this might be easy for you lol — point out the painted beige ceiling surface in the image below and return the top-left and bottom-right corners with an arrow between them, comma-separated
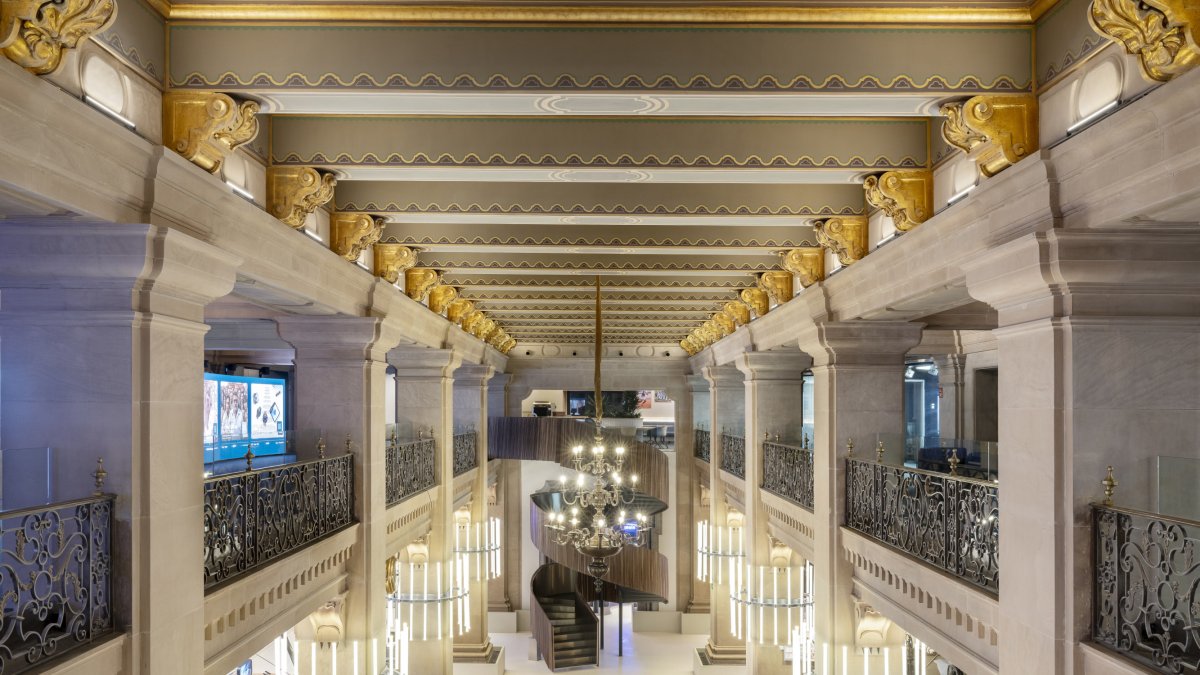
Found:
153,2 -> 1062,346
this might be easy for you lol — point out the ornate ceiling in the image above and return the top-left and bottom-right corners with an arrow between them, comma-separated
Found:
146,0 -> 1071,347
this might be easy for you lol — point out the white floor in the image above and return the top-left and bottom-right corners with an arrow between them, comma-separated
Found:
492,604 -> 709,674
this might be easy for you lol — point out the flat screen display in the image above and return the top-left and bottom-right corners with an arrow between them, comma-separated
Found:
203,373 -> 287,464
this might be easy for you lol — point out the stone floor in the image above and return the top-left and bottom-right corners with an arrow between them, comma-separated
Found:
490,605 -> 710,674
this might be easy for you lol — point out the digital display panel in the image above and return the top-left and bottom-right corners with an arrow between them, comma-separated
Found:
203,373 -> 287,464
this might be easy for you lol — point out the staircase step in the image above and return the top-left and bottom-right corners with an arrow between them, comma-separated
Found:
555,656 -> 598,668
554,645 -> 598,659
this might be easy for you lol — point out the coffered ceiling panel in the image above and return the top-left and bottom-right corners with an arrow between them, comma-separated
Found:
170,24 -> 1032,93
270,116 -> 927,169
336,181 -> 864,215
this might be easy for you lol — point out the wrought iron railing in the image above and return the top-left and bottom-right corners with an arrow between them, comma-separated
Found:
1094,504 -> 1200,673
694,429 -> 711,463
762,440 -> 814,510
386,437 -> 436,507
845,458 -> 999,594
203,453 -> 354,589
720,433 -> 746,479
453,432 -> 478,477
0,494 -> 114,674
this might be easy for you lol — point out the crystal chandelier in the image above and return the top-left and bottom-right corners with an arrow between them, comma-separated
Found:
544,275 -> 650,581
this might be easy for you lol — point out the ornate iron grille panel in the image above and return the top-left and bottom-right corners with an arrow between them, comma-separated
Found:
204,454 -> 354,590
453,432 -> 478,477
720,434 -> 746,479
0,495 -> 114,674
1094,505 -> 1200,674
386,438 -> 437,507
694,429 -> 711,463
762,441 -> 814,511
845,458 -> 999,594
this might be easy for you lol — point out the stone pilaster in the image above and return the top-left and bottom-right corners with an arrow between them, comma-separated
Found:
703,364 -> 747,664
963,229 -> 1200,675
0,221 -> 240,675
685,373 -> 713,615
735,350 -> 813,675
276,315 -> 402,675
452,363 -> 498,663
387,346 -> 463,674
797,320 -> 924,675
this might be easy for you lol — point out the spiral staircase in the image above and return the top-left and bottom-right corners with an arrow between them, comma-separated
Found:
489,416 -> 671,671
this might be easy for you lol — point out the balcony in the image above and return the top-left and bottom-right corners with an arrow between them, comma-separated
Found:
385,435 -> 437,507
693,429 -> 710,463
1093,504 -> 1200,674
0,494 -> 115,674
453,431 -> 478,477
762,439 -> 814,511
845,457 -> 999,594
203,453 -> 355,590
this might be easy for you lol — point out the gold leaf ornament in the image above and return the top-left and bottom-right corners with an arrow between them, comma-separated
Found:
162,92 -> 260,174
404,267 -> 440,301
940,95 -> 1038,177
267,167 -> 336,229
1,0 -> 117,75
712,312 -> 737,335
374,244 -> 417,284
330,212 -> 383,262
758,270 -> 794,305
863,170 -> 932,232
781,247 -> 825,288
446,298 -> 476,325
722,300 -> 752,325
813,216 -> 868,265
740,287 -> 770,318
427,284 -> 459,314
1088,0 -> 1199,82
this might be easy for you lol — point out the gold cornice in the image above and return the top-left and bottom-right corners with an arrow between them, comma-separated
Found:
162,4 -> 1042,25
330,211 -> 383,261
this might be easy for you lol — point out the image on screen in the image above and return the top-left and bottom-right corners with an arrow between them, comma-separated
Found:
250,381 -> 286,439
219,381 -> 249,441
203,379 -> 218,445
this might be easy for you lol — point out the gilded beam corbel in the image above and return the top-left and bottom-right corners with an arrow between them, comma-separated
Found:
488,329 -> 509,349
1089,0 -> 1199,81
781,247 -> 825,288
712,312 -> 737,336
428,284 -> 459,315
758,270 -> 794,305
0,0 -> 116,75
473,318 -> 498,341
864,170 -> 933,231
162,91 -> 260,174
940,94 -> 1038,177
695,324 -> 719,346
722,300 -> 751,326
404,267 -> 440,302
330,212 -> 383,262
680,336 -> 701,355
446,298 -> 475,325
498,337 -> 517,354
461,310 -> 486,334
267,166 -> 336,229
374,243 -> 417,284
814,216 -> 868,265
705,318 -> 730,339
740,287 -> 770,318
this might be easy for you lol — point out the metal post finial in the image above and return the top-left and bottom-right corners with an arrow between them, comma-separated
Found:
764,431 -> 770,441
245,447 -> 255,472
92,457 -> 108,495
774,432 -> 781,442
947,448 -> 960,476
876,440 -> 885,463
317,435 -> 327,459
847,437 -> 854,457
345,434 -> 353,455
1102,465 -> 1118,506
803,432 -> 809,450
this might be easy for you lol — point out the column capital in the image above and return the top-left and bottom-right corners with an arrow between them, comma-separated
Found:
963,229 -> 1200,327
276,315 -> 399,362
797,320 -> 924,367
687,372 -> 709,393
387,345 -> 462,378
454,362 -> 496,387
701,363 -> 742,388
733,349 -> 813,380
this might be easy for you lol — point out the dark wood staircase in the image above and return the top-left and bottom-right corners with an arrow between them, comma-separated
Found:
532,563 -> 599,670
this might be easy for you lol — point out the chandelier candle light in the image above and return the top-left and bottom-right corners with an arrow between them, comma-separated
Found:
545,275 -> 651,589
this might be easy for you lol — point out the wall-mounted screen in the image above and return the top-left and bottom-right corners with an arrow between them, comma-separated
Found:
203,373 -> 287,464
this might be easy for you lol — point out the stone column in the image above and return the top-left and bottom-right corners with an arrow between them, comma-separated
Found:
0,221 -> 239,675
666,378 -> 696,613
485,373 -> 517,612
797,321 -> 923,675
703,364 -> 747,664
388,346 -> 463,674
963,229 -> 1200,675
932,352 -> 966,442
736,350 -> 813,674
452,363 -> 498,662
276,315 -> 401,674
685,373 -> 713,614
